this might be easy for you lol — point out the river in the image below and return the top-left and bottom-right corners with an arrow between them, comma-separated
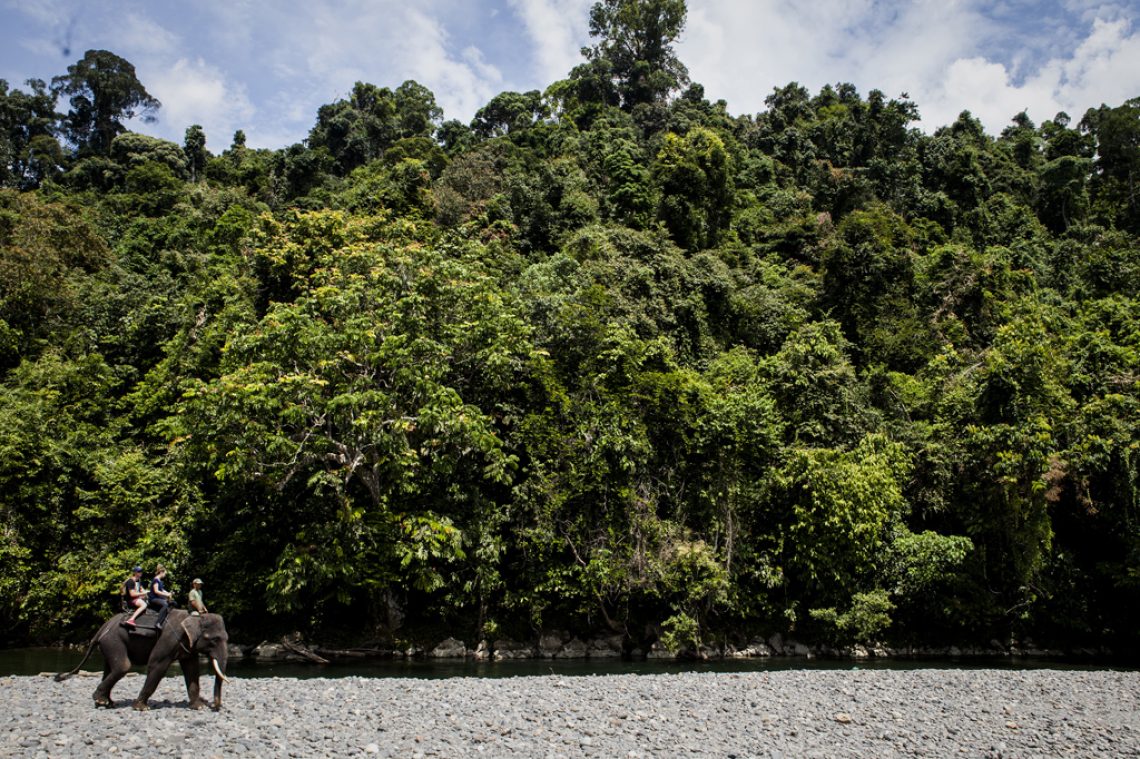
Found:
2,646 -> 1131,679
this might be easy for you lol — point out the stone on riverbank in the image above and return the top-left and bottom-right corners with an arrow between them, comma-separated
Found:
6,668 -> 1138,758
588,634 -> 624,658
492,638 -> 536,660
429,637 -> 467,658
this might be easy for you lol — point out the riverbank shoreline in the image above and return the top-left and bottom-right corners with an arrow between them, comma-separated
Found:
21,624 -> 1133,666
4,669 -> 1138,757
234,629 -> 1130,667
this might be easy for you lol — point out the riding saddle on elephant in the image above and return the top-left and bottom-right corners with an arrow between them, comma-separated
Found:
119,607 -> 165,638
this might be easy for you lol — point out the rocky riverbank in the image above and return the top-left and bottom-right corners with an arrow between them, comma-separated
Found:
241,630 -> 1105,664
3,668 -> 1137,757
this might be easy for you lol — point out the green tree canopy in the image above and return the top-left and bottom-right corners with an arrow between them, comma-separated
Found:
51,50 -> 160,156
582,0 -> 689,109
0,79 -> 62,189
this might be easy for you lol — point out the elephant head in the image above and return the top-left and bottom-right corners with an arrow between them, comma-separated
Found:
182,613 -> 230,709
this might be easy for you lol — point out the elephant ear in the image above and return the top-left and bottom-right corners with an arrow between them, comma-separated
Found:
180,615 -> 203,650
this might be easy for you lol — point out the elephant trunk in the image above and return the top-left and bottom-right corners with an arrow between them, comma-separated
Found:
211,655 -> 227,709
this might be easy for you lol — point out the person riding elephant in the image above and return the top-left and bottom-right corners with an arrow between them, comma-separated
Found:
56,607 -> 229,710
187,577 -> 207,615
147,564 -> 174,628
121,566 -> 147,627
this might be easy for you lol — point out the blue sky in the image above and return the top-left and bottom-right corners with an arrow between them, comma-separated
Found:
2,0 -> 1138,151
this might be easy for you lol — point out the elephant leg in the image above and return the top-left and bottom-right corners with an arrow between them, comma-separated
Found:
134,622 -> 189,710
94,655 -> 131,708
182,656 -> 206,710
132,664 -> 166,710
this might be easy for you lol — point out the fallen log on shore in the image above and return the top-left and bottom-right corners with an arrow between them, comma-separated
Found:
280,636 -> 329,664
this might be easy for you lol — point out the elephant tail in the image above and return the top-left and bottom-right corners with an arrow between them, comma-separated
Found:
54,645 -> 93,681
55,616 -> 115,681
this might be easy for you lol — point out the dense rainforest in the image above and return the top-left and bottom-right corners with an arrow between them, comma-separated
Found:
1,0 -> 1137,655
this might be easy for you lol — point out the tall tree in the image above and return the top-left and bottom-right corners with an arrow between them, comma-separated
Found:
653,126 -> 733,250
582,0 -> 689,109
51,50 -> 160,156
0,79 -> 62,189
471,90 -> 548,138
184,124 -> 207,182
309,80 -> 441,176
1082,98 -> 1140,231
393,80 -> 443,139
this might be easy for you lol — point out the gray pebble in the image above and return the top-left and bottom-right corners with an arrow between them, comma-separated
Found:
2,670 -> 1139,757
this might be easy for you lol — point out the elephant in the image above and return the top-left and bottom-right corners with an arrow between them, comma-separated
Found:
56,609 -> 229,710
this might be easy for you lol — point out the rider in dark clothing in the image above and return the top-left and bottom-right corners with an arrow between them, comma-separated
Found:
148,565 -> 174,629
121,566 -> 147,626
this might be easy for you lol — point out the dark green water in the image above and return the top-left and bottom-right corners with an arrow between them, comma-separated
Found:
4,647 -> 1131,679
1,647 -> 107,677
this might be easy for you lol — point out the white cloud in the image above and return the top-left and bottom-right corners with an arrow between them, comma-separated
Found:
142,58 -> 255,149
195,0 -> 260,52
113,13 -> 179,58
1062,16 -> 1140,105
392,7 -> 504,120
507,0 -> 593,85
678,0 -> 1140,133
251,1 -> 504,129
680,0 -> 992,121
938,57 -> 1036,127
4,0 -> 71,28
18,37 -> 61,60
5,0 -> 1138,148
1062,1 -> 1131,24
917,15 -> 1140,130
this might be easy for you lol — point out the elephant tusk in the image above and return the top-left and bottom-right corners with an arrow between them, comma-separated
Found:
211,658 -> 230,683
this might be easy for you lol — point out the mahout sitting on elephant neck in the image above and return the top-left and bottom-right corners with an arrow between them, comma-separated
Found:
188,578 -> 207,615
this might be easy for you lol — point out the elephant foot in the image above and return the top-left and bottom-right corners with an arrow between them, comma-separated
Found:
131,700 -> 150,711
189,699 -> 207,711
